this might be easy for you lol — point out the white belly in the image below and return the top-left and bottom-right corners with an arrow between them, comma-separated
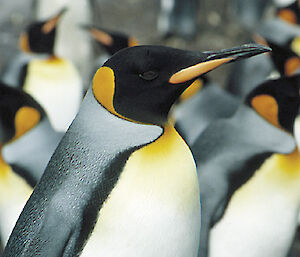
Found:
81,125 -> 201,257
209,153 -> 300,257
24,58 -> 82,132
0,165 -> 32,244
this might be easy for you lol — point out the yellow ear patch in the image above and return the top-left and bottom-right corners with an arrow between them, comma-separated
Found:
285,57 -> 300,76
93,67 -> 118,115
278,9 -> 297,24
169,58 -> 232,84
14,107 -> 40,140
128,37 -> 139,47
251,94 -> 280,128
291,37 -> 300,56
179,79 -> 203,102
0,146 -> 11,179
19,33 -> 31,53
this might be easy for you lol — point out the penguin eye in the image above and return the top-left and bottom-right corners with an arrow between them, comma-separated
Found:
139,70 -> 159,81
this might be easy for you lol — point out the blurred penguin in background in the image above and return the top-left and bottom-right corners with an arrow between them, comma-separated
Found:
33,0 -> 93,87
209,74 -> 300,257
0,81 -> 59,249
276,0 -> 300,24
19,8 -> 83,132
230,0 -> 272,30
158,0 -> 199,39
81,24 -> 139,78
226,18 -> 300,99
195,75 -> 300,257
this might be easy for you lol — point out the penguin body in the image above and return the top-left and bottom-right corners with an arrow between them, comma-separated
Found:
19,8 -> 83,132
205,74 -> 300,257
0,82 -> 51,244
2,117 -> 63,186
22,57 -> 82,131
209,150 -> 300,257
194,103 -> 296,257
0,52 -> 35,88
3,44 -> 270,256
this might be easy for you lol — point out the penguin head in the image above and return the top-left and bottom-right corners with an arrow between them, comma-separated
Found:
277,0 -> 300,24
0,82 -> 46,144
82,25 -> 138,56
93,44 -> 271,126
246,74 -> 300,133
19,7 -> 67,55
268,40 -> 300,76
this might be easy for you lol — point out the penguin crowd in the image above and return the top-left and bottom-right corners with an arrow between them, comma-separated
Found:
1,0 -> 300,257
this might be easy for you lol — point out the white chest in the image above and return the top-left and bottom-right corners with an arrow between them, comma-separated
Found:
81,126 -> 201,257
24,58 -> 82,132
209,152 -> 300,257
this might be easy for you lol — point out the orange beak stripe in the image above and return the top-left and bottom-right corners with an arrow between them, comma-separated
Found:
90,28 -> 114,46
169,57 -> 233,84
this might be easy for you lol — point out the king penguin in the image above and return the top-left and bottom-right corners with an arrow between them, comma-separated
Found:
206,74 -> 300,257
226,18 -> 300,99
80,24 -> 139,77
3,43 -> 269,257
193,75 -> 298,257
0,81 -> 50,246
19,8 -> 83,132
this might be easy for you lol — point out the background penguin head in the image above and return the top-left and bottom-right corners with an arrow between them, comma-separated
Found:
93,44 -> 270,126
267,39 -> 300,76
245,74 -> 300,133
0,82 -> 46,145
19,7 -> 67,55
81,25 -> 138,56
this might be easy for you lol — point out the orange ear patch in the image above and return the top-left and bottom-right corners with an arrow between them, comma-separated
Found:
128,37 -> 139,47
14,107 -> 40,140
285,57 -> 300,76
19,33 -> 31,53
251,94 -> 280,128
278,9 -> 297,24
0,146 -> 10,179
90,28 -> 113,46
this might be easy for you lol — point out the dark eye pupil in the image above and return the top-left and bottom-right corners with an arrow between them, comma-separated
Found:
139,70 -> 158,81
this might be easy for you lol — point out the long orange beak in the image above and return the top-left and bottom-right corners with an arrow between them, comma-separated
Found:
169,44 -> 271,84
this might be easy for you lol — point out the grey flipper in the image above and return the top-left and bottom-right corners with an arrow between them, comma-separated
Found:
226,53 -> 274,99
2,118 -> 63,187
3,89 -> 163,257
194,105 -> 296,257
174,83 -> 240,145
0,52 -> 36,87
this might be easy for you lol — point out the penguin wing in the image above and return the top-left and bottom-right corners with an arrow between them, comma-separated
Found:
3,90 -> 163,257
195,105 -> 296,257
2,119 -> 63,187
